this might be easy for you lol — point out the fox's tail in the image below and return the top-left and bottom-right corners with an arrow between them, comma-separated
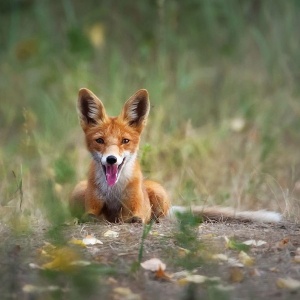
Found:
168,206 -> 282,223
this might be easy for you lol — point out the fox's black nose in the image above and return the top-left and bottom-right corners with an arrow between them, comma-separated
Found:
106,155 -> 117,165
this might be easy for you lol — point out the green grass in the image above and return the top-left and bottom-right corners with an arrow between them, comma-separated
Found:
1,0 -> 300,227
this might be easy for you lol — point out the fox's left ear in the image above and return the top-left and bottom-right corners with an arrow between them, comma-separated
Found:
121,89 -> 150,132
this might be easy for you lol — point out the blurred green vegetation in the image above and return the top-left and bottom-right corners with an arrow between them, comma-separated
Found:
1,0 -> 300,225
1,1 -> 300,299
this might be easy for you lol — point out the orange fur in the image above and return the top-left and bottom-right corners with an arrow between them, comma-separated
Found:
70,88 -> 170,223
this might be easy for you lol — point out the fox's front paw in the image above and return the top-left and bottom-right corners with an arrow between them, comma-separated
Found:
81,213 -> 101,223
124,216 -> 143,224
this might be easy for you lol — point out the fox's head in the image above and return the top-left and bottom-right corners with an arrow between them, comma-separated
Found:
77,88 -> 150,187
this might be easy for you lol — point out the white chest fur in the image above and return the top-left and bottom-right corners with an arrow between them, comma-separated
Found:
93,152 -> 137,211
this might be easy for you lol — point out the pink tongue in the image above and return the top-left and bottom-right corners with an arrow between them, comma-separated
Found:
106,165 -> 118,186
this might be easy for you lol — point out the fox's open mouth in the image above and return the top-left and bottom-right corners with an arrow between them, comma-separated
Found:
102,158 -> 125,186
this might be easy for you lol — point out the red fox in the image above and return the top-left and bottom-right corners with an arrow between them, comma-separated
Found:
70,88 -> 282,224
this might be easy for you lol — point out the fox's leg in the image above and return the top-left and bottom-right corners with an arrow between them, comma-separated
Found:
144,180 -> 171,220
119,184 -> 152,223
84,186 -> 105,219
70,180 -> 104,220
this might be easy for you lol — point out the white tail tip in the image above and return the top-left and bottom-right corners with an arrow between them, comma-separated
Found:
236,210 -> 282,223
168,206 -> 282,223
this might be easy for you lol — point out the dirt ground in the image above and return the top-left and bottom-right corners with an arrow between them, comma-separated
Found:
0,218 -> 300,300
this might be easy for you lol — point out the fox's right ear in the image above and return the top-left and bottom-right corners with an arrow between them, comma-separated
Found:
77,88 -> 107,128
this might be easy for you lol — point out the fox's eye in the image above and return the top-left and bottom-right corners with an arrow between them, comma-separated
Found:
122,138 -> 130,144
95,138 -> 104,144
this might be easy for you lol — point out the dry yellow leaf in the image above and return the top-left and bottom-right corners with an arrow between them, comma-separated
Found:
276,277 -> 300,290
294,255 -> 300,263
42,247 -> 79,271
70,260 -> 91,267
23,284 -> 60,293
211,253 -> 228,261
103,230 -> 119,238
37,242 -> 56,257
177,246 -> 190,257
113,287 -> 141,300
239,251 -> 255,267
150,230 -> 159,236
68,237 -> 86,247
229,267 -> 244,283
114,287 -> 132,295
178,274 -> 207,285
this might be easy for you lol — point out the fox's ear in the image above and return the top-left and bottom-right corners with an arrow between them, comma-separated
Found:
121,89 -> 150,131
77,88 -> 107,128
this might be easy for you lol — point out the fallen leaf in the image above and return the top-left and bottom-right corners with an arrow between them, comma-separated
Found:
243,240 -> 267,247
23,284 -> 60,293
172,267 -> 221,285
276,237 -> 290,249
107,277 -> 118,285
140,258 -> 166,272
224,236 -> 250,252
155,266 -> 172,281
294,248 -> 300,262
28,263 -> 43,270
82,234 -> 103,245
211,253 -> 228,261
42,247 -> 79,271
227,258 -> 244,267
178,274 -> 208,285
239,251 -> 255,267
70,260 -> 91,267
103,230 -> 119,238
171,270 -> 193,280
150,230 -> 165,236
113,287 -> 141,300
68,237 -> 86,247
177,246 -> 190,256
249,268 -> 262,277
276,277 -> 300,290
294,255 -> 300,263
114,287 -> 131,295
37,242 -> 56,257
229,267 -> 244,283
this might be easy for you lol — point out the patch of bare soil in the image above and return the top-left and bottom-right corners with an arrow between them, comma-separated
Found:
0,219 -> 299,300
